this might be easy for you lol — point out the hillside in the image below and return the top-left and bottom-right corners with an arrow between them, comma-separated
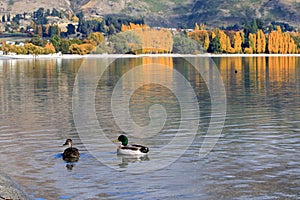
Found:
0,0 -> 300,28
189,0 -> 300,28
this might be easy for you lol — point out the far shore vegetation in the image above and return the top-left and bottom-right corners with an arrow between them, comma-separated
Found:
1,8 -> 300,55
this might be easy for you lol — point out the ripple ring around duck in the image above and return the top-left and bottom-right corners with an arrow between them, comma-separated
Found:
72,37 -> 226,173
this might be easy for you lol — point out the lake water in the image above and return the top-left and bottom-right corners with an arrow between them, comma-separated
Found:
0,56 -> 299,199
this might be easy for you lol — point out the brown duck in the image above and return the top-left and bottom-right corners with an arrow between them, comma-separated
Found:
62,139 -> 80,162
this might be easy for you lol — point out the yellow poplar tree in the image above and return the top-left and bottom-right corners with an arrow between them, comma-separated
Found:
233,31 -> 243,53
188,30 -> 210,50
226,37 -> 235,53
195,23 -> 200,31
268,26 -> 280,53
218,30 -> 228,52
248,33 -> 257,53
256,29 -> 266,53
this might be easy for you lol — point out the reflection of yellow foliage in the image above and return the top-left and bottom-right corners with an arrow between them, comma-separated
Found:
142,57 -> 173,68
268,56 -> 297,83
218,56 -> 299,93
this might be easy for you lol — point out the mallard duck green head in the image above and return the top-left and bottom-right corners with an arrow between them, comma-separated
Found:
113,135 -> 128,146
63,139 -> 73,148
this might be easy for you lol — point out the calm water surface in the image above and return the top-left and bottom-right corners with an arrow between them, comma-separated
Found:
0,56 -> 299,199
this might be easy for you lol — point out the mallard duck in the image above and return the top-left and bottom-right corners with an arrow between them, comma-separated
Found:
113,135 -> 149,155
62,139 -> 80,162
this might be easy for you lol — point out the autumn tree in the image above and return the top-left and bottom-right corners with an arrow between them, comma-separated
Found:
121,22 -> 149,31
135,28 -> 173,53
248,33 -> 257,53
69,43 -> 96,55
24,43 -> 44,55
87,32 -> 105,46
188,30 -> 210,50
44,42 -> 56,54
214,29 -> 234,53
267,26 -> 296,54
119,25 -> 173,54
233,31 -> 243,53
256,29 -> 266,53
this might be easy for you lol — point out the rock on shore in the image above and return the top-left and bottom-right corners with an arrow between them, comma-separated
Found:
0,172 -> 32,200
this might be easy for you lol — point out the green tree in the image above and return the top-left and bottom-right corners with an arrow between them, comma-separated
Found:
87,32 -> 105,46
108,24 -> 116,35
110,31 -> 142,54
49,25 -> 60,37
29,35 -> 47,47
208,35 -> 221,53
251,19 -> 258,34
50,35 -> 61,52
59,40 -> 69,54
173,34 -> 203,54
67,24 -> 76,35
51,8 -> 60,17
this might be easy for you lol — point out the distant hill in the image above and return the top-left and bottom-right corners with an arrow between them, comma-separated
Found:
1,0 -> 300,28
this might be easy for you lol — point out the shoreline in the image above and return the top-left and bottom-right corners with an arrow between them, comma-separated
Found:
1,53 -> 300,60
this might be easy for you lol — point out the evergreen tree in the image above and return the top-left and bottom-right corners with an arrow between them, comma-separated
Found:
67,24 -> 76,35
51,8 -> 60,17
50,35 -> 61,52
60,39 -> 70,54
108,24 -> 116,35
251,19 -> 258,34
208,36 -> 221,53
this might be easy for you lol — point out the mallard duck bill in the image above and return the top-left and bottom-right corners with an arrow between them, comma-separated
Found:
113,139 -> 120,143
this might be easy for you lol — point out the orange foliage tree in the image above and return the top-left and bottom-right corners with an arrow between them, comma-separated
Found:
216,29 -> 234,53
121,22 -> 149,31
233,31 -> 243,53
256,29 -> 266,53
44,42 -> 56,54
69,43 -> 96,55
121,23 -> 173,54
268,26 -> 297,54
188,29 -> 210,50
